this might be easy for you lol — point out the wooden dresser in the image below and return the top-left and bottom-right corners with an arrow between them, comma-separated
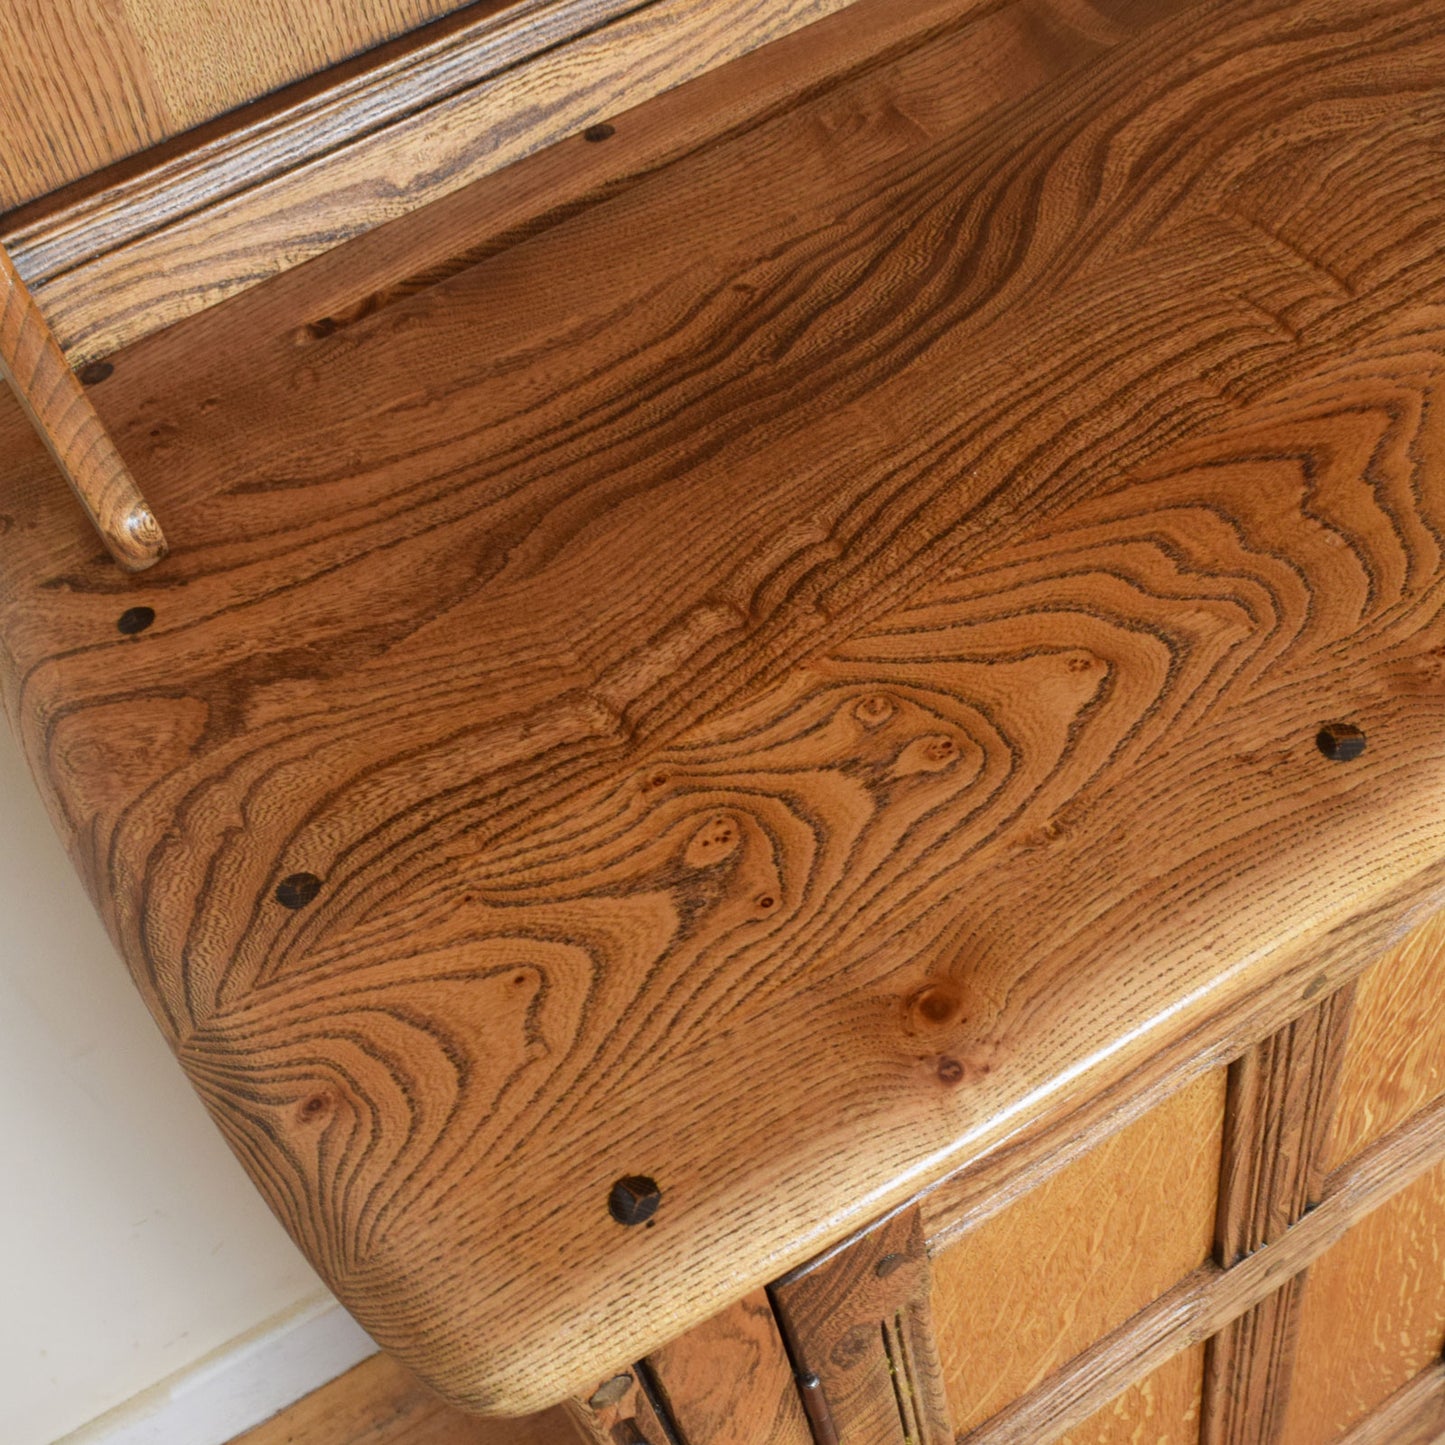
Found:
4,2 -> 1445,1442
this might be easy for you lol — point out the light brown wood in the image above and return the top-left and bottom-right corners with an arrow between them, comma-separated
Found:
1328,908 -> 1445,1171
0,0 -> 475,210
771,1206 -> 952,1445
1335,1363 -> 1445,1445
646,1291 -> 813,1445
1201,1281 -> 1307,1445
0,242 -> 165,569
1281,1160 -> 1445,1445
9,0 -> 1445,1417
1213,987 -> 1357,1268
1201,987 -> 1356,1445
231,1352 -> 581,1445
4,0 -> 907,366
960,1092 -> 1445,1445
932,1071 -> 1224,1434
1058,1347 -> 1205,1445
565,1369 -> 674,1445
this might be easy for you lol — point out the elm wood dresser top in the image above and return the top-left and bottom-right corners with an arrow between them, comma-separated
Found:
5,0 -> 1445,1418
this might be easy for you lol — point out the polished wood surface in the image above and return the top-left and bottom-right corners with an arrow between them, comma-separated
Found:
232,1353 -> 579,1445
0,0 -> 472,210
0,242 -> 165,569
1281,1159 -> 1445,1445
958,1092 -> 1445,1445
8,0 -> 1445,1417
1336,1364 -> 1445,1445
934,1072 -> 1223,1434
6,0 -> 888,366
1059,1348 -> 1204,1445
1328,909 -> 1445,1171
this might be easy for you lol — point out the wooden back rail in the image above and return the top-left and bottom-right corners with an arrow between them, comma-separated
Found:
0,242 -> 165,570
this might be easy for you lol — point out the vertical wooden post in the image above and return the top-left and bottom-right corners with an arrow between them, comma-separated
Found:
567,1365 -> 678,1445
646,1289 -> 814,1445
1202,983 -> 1357,1444
771,1206 -> 953,1445
0,242 -> 167,571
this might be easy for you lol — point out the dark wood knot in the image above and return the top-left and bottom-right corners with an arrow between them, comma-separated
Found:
275,872 -> 323,909
1316,721 -> 1366,762
116,605 -> 155,636
608,1175 -> 662,1226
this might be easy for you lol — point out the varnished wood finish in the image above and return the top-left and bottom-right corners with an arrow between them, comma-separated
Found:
1281,1160 -> 1445,1445
565,1375 -> 675,1445
1328,909 -> 1445,1171
566,1370 -> 676,1445
1201,1281 -> 1307,1445
1335,1363 -> 1445,1445
959,1093 -> 1445,1445
1059,1347 -> 1205,1445
771,1207 -> 952,1445
0,0 -> 474,210
1201,988 -> 1356,1445
932,1071 -> 1223,1434
10,0 -> 1445,1416
1213,988 -> 1357,1269
646,1291 -> 812,1445
4,0 -> 898,366
232,1352 -> 581,1445
0,243 -> 165,569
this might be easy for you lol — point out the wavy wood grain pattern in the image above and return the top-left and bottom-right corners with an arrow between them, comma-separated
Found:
0,0 -> 473,210
1328,909 -> 1445,1170
1058,1347 -> 1204,1445
1280,1160 -> 1445,1444
0,243 -> 166,569
933,1072 -> 1223,1434
7,0 -> 1445,1417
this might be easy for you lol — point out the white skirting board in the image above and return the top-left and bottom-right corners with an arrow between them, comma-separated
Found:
56,1295 -> 378,1445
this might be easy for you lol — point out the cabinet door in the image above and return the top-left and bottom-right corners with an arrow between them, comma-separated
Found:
770,1070 -> 1227,1445
765,947 -> 1445,1445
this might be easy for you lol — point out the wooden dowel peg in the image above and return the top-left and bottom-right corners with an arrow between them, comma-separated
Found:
0,243 -> 167,572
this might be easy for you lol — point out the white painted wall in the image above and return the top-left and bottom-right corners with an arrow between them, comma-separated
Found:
0,719 -> 365,1445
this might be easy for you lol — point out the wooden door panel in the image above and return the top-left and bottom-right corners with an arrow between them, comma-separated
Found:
932,1071 -> 1225,1435
1059,1345 -> 1205,1445
1280,1159 -> 1445,1445
1327,909 -> 1445,1172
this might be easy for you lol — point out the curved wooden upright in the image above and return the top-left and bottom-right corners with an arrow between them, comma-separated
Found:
0,243 -> 166,571
6,0 -> 1445,1436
